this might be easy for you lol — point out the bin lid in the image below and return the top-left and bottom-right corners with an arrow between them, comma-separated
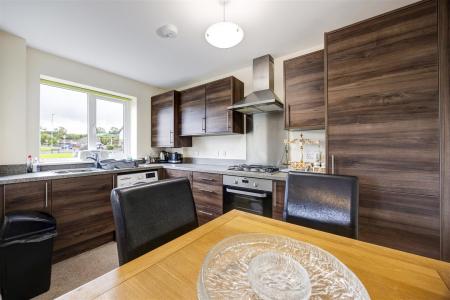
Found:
0,211 -> 56,243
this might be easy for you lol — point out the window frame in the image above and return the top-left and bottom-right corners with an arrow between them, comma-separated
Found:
90,94 -> 131,156
39,81 -> 132,162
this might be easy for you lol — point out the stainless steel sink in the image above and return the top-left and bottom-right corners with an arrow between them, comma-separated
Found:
52,168 -> 102,174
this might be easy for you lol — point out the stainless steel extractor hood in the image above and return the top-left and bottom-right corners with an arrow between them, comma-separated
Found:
228,54 -> 283,114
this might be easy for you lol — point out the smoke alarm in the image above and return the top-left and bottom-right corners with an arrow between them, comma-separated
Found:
156,24 -> 178,39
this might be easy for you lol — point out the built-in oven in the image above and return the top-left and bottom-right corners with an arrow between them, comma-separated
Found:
223,175 -> 272,217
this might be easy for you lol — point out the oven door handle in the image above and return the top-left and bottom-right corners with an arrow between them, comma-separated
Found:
225,188 -> 267,198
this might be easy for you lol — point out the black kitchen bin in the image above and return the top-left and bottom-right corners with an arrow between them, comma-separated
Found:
0,211 -> 57,300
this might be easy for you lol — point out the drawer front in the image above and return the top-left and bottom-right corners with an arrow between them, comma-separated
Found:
193,171 -> 222,184
192,172 -> 223,211
196,204 -> 221,225
164,169 -> 193,186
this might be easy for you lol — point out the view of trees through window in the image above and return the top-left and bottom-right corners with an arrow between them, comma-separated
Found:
40,84 -> 126,161
96,99 -> 124,152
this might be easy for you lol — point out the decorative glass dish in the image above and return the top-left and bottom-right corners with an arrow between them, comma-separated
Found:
197,233 -> 370,300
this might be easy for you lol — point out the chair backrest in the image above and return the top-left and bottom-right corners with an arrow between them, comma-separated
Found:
111,178 -> 198,265
284,172 -> 358,238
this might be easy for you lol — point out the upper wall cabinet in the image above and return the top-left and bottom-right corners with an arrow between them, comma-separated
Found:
284,50 -> 325,130
151,90 -> 192,148
180,85 -> 206,136
180,76 -> 245,136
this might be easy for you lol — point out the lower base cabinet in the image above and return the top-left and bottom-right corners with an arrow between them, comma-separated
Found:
2,181 -> 51,215
272,181 -> 286,221
51,174 -> 115,262
192,172 -> 223,225
164,169 -> 224,225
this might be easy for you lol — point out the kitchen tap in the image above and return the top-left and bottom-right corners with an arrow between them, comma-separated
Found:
87,153 -> 102,169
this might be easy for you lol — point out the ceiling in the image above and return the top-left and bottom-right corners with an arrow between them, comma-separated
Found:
0,0 -> 417,89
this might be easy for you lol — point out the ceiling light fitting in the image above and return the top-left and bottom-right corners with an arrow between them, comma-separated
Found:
205,0 -> 244,49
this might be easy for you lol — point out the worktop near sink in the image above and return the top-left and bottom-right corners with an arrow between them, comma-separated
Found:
0,163 -> 287,185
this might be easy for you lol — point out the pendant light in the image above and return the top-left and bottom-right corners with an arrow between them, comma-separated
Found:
205,0 -> 244,49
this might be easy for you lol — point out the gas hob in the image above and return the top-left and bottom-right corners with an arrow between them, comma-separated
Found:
227,164 -> 279,174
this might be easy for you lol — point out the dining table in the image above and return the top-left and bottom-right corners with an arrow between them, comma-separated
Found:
58,209 -> 450,299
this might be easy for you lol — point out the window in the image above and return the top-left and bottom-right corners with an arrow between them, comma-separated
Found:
39,79 -> 130,161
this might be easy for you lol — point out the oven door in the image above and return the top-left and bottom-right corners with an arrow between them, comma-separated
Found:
223,186 -> 272,217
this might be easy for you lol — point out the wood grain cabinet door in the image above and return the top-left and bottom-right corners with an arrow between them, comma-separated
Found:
151,91 -> 175,147
180,85 -> 206,136
51,174 -> 114,257
326,0 -> 440,258
284,50 -> 325,130
272,181 -> 286,221
3,181 -> 50,214
164,169 -> 193,187
151,91 -> 177,147
205,77 -> 244,134
192,172 -> 223,225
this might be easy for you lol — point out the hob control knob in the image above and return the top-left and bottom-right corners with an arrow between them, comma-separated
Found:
253,182 -> 258,187
234,179 -> 238,184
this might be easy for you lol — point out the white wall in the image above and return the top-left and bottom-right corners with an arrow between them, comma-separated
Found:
0,31 -> 27,164
27,48 -> 163,160
173,45 -> 325,162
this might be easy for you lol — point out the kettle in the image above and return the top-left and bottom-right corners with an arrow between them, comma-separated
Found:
159,151 -> 168,162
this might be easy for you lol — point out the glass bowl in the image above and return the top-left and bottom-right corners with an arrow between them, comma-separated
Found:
248,252 -> 311,300
197,233 -> 370,300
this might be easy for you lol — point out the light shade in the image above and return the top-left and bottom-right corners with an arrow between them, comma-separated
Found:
205,21 -> 244,49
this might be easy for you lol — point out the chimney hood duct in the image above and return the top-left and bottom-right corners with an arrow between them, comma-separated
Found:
228,54 -> 284,114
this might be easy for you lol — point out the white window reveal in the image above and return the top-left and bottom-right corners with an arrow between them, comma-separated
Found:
39,78 -> 131,162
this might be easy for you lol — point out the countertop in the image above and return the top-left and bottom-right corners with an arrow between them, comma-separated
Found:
0,163 -> 287,185
141,163 -> 288,181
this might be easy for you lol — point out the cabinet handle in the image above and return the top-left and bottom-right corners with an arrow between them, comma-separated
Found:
112,176 -> 115,188
199,178 -> 215,182
169,131 -> 174,143
197,210 -> 213,216
287,105 -> 291,127
331,155 -> 335,175
202,118 -> 206,132
45,182 -> 48,208
197,188 -> 214,193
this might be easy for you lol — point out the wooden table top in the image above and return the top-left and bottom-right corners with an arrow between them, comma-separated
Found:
58,210 -> 450,300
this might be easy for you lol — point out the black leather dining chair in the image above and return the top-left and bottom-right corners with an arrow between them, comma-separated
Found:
284,172 -> 358,238
111,178 -> 198,265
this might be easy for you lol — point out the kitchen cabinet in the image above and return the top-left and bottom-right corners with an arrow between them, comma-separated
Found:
284,50 -> 325,130
180,85 -> 206,136
192,172 -> 223,225
3,181 -> 51,214
326,0 -> 440,258
51,174 -> 115,261
272,181 -> 285,221
151,90 -> 192,148
163,168 -> 193,187
180,76 -> 244,136
205,77 -> 244,134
